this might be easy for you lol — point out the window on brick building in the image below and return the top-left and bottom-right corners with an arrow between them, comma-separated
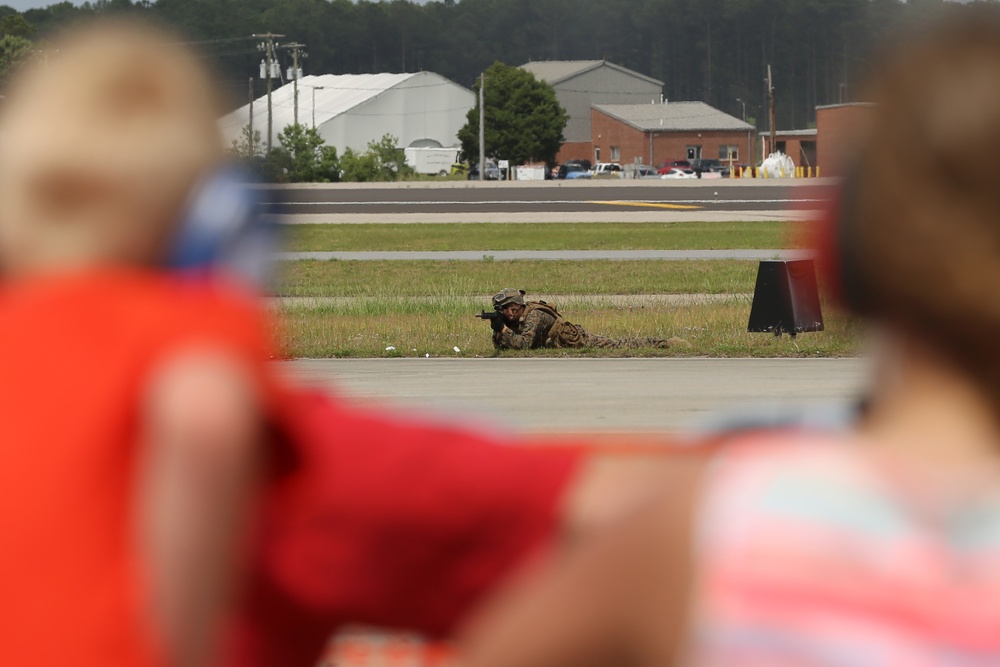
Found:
719,145 -> 739,161
610,146 -> 621,161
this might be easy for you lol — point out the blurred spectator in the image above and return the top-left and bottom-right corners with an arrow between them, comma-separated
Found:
0,17 -> 674,667
459,9 -> 1000,667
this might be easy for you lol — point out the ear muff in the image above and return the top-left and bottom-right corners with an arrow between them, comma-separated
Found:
816,166 -> 869,315
166,165 -> 280,291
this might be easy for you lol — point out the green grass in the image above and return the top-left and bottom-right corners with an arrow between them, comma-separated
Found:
277,259 -> 760,297
283,221 -> 810,252
272,220 -> 856,358
277,296 -> 863,359
274,258 -> 862,358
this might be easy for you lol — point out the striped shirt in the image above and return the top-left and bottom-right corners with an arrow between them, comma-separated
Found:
687,433 -> 1000,667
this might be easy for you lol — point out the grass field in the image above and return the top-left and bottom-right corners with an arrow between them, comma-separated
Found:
273,221 -> 861,359
284,221 -> 811,252
278,295 -> 862,359
277,259 -> 758,297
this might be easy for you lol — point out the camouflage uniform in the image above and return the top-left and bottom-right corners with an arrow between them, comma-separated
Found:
490,289 -> 683,351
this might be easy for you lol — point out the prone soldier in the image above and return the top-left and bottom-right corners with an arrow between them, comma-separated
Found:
481,288 -> 689,351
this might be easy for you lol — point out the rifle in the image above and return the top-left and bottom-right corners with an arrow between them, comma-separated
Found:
476,308 -> 505,332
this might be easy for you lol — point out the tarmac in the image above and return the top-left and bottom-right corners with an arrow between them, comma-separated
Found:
277,210 -> 817,224
281,357 -> 872,436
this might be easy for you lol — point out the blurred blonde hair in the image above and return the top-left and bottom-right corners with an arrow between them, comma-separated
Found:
850,7 -> 1000,399
0,17 -> 225,276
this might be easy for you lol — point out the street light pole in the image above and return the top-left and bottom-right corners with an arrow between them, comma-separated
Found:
737,97 -> 749,170
478,72 -> 485,182
311,85 -> 325,129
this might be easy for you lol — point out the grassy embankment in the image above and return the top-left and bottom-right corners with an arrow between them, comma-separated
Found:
276,221 -> 864,358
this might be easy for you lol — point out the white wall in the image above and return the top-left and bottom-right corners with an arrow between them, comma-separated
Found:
317,72 -> 473,154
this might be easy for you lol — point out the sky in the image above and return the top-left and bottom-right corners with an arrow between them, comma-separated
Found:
5,0 -> 81,10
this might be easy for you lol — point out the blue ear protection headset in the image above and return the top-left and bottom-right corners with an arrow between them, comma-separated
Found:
166,165 -> 279,291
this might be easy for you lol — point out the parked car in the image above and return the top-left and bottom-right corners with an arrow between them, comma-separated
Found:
564,158 -> 592,171
467,159 -> 500,180
632,164 -> 661,179
690,158 -> 726,175
657,159 -> 692,174
592,162 -> 623,178
660,167 -> 697,179
557,163 -> 592,179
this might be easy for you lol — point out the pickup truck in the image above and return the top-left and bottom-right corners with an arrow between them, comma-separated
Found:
591,162 -> 623,178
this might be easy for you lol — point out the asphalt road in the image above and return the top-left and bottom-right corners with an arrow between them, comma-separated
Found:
281,357 -> 871,436
268,179 -> 835,222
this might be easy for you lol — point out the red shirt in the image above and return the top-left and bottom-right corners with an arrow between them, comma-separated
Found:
0,269 -> 273,667
230,388 -> 579,667
0,268 -> 580,667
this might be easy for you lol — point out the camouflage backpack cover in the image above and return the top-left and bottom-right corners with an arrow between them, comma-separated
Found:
524,300 -> 586,348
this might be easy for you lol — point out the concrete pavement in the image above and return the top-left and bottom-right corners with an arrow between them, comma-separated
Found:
281,357 -> 872,436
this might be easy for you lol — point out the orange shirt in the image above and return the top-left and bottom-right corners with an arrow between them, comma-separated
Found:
0,269 -> 272,667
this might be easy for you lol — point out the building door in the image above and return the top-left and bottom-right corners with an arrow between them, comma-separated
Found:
800,141 -> 817,168
686,145 -> 702,160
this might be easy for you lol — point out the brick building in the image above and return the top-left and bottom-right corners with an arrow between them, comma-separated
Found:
520,60 -> 663,164
815,103 -> 876,175
591,102 -> 755,168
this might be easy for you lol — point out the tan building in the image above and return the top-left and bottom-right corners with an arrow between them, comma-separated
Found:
591,102 -> 755,168
756,104 -> 874,174
815,103 -> 875,175
761,129 -> 818,171
520,60 -> 663,164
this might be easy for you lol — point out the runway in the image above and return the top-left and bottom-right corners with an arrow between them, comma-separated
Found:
281,357 -> 872,436
268,179 -> 834,223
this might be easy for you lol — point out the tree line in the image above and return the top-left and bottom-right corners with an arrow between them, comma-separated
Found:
1,0 -> 990,132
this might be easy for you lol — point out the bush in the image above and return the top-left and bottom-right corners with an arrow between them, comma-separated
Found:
340,134 -> 413,182
266,123 -> 340,183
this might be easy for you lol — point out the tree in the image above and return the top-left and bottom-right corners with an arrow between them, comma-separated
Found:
0,14 -> 35,38
339,134 -> 412,182
266,123 -> 340,183
0,34 -> 32,80
229,125 -> 264,159
458,61 -> 568,166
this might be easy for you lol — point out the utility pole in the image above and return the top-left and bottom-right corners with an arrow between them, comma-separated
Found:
767,64 -> 777,158
253,32 -> 285,153
478,73 -> 485,182
284,42 -> 307,126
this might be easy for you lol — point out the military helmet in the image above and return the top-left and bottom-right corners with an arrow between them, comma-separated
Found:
492,288 -> 526,308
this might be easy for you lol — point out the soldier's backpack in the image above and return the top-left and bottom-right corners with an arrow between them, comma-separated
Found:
524,300 -> 586,348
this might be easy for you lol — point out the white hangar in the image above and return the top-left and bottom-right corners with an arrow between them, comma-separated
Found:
219,71 -> 474,154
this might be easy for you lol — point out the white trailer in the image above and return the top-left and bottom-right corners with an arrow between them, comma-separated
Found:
404,147 -> 461,175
